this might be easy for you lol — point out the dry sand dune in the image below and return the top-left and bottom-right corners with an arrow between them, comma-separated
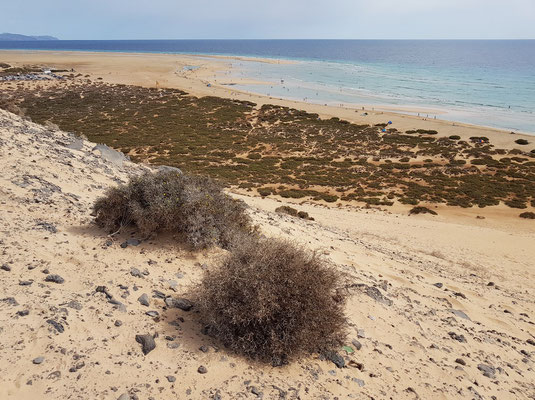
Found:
0,109 -> 534,399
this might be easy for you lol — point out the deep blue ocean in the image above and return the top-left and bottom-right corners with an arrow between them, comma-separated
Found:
1,40 -> 534,133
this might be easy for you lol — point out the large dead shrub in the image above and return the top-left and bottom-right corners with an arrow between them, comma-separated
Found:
93,171 -> 252,249
196,236 -> 346,365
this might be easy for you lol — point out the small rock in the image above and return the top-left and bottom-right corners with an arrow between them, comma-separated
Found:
351,340 -> 362,350
47,319 -> 64,333
324,351 -> 345,368
167,342 -> 180,349
117,394 -> 130,400
487,282 -> 495,287
146,311 -> 159,317
166,375 -> 176,383
198,365 -> 208,374
1,297 -> 18,306
17,310 -> 29,317
45,274 -> 65,284
19,280 -> 33,286
138,293 -> 150,306
352,378 -> 365,387
32,356 -> 44,364
165,297 -> 193,311
448,332 -> 467,343
1,264 -> 11,272
357,329 -> 366,338
199,345 -> 209,353
135,334 -> 156,355
130,267 -> 143,278
433,283 -> 443,288
455,358 -> 466,366
127,238 -> 141,246
450,309 -> 471,321
114,320 -> 122,327
152,290 -> 166,299
477,363 -> 496,378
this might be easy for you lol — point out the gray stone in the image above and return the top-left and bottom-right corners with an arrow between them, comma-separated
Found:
117,393 -> 130,400
114,320 -> 122,327
47,319 -> 64,333
167,342 -> 180,349
19,280 -> 33,286
352,339 -> 362,350
197,365 -> 208,374
135,334 -> 156,355
433,283 -> 443,288
450,309 -> 471,321
36,222 -> 57,233
357,329 -> 366,338
32,356 -> 44,364
165,297 -> 193,311
365,286 -> 393,306
130,267 -> 143,278
477,363 -> 496,378
138,293 -> 149,307
324,351 -> 345,368
352,378 -> 365,387
1,264 -> 11,272
45,274 -> 65,284
448,332 -> 467,343
166,375 -> 176,383
146,311 -> 159,317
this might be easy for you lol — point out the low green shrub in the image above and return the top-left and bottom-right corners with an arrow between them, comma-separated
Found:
409,206 -> 438,215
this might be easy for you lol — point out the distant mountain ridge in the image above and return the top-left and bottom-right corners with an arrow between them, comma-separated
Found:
0,33 -> 59,41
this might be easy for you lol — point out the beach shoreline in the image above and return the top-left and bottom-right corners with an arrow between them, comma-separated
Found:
1,49 -> 533,149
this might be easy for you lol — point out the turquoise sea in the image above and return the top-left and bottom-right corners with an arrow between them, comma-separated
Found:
1,40 -> 534,133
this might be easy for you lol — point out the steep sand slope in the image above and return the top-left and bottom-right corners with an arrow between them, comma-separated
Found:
0,109 -> 534,399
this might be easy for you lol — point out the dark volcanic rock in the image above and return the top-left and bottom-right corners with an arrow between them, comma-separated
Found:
135,334 -> 156,355
455,358 -> 466,366
47,319 -> 64,333
448,332 -> 467,343
165,297 -> 193,311
433,282 -> 443,288
45,274 -> 65,284
197,365 -> 208,374
1,264 -> 11,272
324,351 -> 345,368
137,293 -> 149,306
2,297 -> 18,306
36,221 -> 57,233
365,286 -> 393,306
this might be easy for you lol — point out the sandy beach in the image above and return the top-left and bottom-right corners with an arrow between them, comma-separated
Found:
0,108 -> 534,399
1,49 -> 533,152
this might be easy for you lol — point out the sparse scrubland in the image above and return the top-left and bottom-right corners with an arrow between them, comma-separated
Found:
1,76 -> 534,211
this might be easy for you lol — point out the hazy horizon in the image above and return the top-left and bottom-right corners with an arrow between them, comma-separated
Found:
1,0 -> 534,40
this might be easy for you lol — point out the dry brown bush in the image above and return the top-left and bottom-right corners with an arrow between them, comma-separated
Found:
92,171 -> 252,249
195,236 -> 346,365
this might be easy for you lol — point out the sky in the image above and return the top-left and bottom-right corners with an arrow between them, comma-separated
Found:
2,0 -> 535,40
